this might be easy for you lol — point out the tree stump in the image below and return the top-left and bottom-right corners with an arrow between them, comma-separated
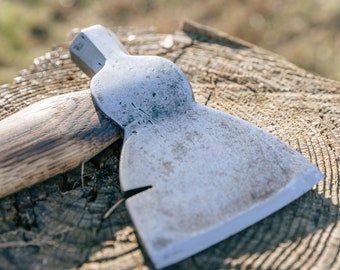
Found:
0,21 -> 339,270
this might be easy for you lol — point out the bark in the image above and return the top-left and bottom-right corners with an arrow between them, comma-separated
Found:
0,21 -> 339,270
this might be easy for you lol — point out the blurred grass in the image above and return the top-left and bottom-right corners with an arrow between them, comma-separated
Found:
0,0 -> 339,83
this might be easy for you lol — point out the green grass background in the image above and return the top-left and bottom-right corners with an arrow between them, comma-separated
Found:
0,0 -> 339,83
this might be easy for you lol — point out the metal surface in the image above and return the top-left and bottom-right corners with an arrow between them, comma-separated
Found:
70,25 -> 324,269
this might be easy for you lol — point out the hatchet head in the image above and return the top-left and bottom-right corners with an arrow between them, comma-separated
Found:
70,25 -> 323,269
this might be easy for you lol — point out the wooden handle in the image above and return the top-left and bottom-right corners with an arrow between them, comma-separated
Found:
0,90 -> 121,198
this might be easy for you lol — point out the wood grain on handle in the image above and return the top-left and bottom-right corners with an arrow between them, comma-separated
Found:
0,90 -> 121,198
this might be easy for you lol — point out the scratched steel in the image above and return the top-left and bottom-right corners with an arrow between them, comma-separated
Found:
70,25 -> 323,269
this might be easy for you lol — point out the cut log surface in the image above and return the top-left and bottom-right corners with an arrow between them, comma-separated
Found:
0,21 -> 339,269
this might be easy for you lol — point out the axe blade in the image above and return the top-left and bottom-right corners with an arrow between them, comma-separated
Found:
121,103 -> 322,268
70,25 -> 323,269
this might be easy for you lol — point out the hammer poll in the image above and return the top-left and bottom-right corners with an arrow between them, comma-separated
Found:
0,25 -> 323,269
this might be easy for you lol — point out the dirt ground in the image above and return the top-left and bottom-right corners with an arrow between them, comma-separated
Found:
0,0 -> 339,84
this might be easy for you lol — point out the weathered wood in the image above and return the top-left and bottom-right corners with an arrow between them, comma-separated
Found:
0,21 -> 339,269
0,90 -> 121,198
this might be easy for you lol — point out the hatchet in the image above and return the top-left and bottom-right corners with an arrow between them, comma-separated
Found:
0,25 -> 323,269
